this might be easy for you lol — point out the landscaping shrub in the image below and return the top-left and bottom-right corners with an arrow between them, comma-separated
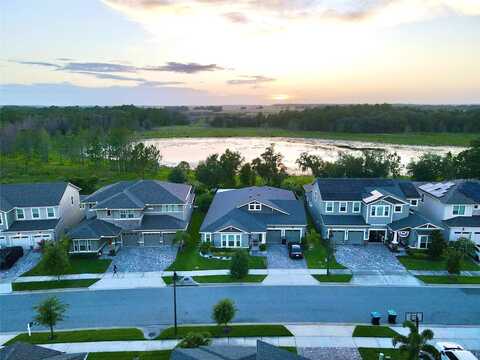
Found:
259,243 -> 267,252
427,231 -> 447,259
230,250 -> 249,279
178,332 -> 211,348
199,241 -> 212,255
196,192 -> 214,212
446,248 -> 462,274
451,237 -> 476,259
212,299 -> 236,333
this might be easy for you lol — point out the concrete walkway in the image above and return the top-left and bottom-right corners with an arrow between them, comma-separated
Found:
410,270 -> 480,276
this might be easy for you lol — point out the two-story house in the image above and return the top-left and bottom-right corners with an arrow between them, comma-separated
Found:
416,180 -> 480,244
68,180 -> 194,254
305,178 -> 443,249
200,186 -> 307,250
0,182 -> 83,249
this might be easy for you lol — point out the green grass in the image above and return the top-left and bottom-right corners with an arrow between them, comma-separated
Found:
398,253 -> 480,271
140,126 -> 477,147
156,324 -> 292,340
166,211 -> 266,271
193,275 -> 266,283
87,351 -> 171,360
416,275 -> 480,284
4,328 -> 145,345
313,274 -> 352,283
304,240 -> 346,270
352,325 -> 399,338
358,348 -> 408,360
22,258 -> 112,276
12,279 -> 99,291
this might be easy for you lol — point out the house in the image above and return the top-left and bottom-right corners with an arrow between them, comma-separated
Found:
0,342 -> 87,360
416,180 -> 480,244
171,340 -> 308,360
0,182 -> 83,250
68,180 -> 194,254
200,186 -> 307,250
305,178 -> 443,249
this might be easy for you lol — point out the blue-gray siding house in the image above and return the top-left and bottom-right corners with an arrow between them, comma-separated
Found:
0,182 -> 83,250
305,178 -> 443,249
200,186 -> 307,249
69,180 -> 194,254
416,180 -> 480,244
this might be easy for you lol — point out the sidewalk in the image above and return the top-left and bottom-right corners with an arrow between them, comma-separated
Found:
409,270 -> 480,276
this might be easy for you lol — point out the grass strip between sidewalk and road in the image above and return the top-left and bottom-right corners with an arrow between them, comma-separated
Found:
12,279 -> 99,291
313,274 -> 352,283
4,328 -> 145,345
163,275 -> 266,284
22,258 -> 112,276
352,325 -> 400,338
398,253 -> 479,271
156,324 -> 293,340
85,351 -> 171,360
359,348 -> 407,360
416,275 -> 480,284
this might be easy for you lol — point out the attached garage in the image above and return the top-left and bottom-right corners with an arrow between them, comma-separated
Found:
32,234 -> 52,248
162,233 -> 175,245
0,236 -> 7,247
143,233 -> 162,246
10,235 -> 32,249
331,230 -> 345,244
266,230 -> 282,244
474,232 -> 480,245
346,230 -> 364,245
285,230 -> 301,243
122,232 -> 140,247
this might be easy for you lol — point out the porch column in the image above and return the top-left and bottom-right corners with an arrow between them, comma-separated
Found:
392,231 -> 398,245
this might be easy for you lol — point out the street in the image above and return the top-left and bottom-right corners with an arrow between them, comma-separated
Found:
1,285 -> 479,332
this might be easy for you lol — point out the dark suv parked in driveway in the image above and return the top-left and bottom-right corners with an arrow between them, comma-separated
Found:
288,243 -> 303,259
0,247 -> 24,270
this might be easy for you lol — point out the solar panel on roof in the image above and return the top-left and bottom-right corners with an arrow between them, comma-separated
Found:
420,182 -> 455,198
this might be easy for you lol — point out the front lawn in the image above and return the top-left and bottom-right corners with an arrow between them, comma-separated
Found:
12,279 -> 99,291
398,252 -> 480,271
352,325 -> 399,338
313,274 -> 352,283
416,275 -> 480,284
22,257 -> 111,276
166,211 -> 266,271
304,239 -> 345,269
157,324 -> 292,340
359,348 -> 407,360
193,275 -> 266,283
4,328 -> 145,345
82,351 -> 171,360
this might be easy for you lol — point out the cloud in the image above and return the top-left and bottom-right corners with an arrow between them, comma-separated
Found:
227,75 -> 275,85
71,71 -> 147,82
12,60 -> 61,69
62,62 -> 137,73
143,62 -> 224,73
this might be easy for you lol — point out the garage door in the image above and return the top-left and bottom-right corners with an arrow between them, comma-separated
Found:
32,234 -> 52,248
163,233 -> 176,245
266,230 -> 282,244
143,233 -> 162,247
474,232 -> 480,245
453,231 -> 471,241
0,236 -> 7,248
285,230 -> 301,243
122,232 -> 140,246
347,231 -> 364,245
331,230 -> 345,244
10,235 -> 32,249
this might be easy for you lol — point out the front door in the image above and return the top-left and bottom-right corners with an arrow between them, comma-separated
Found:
369,230 -> 385,243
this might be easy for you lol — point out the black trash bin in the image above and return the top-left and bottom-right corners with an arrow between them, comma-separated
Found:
371,311 -> 381,325
388,310 -> 397,324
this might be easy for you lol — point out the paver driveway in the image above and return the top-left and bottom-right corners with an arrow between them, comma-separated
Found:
266,244 -> 306,269
105,246 -> 178,273
301,348 -> 362,360
335,244 -> 406,273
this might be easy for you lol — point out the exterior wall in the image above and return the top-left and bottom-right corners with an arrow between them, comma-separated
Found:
211,232 -> 250,248
96,209 -> 143,221
143,205 -> 185,220
391,204 -> 409,222
10,205 -> 59,221
443,204 -> 474,220
366,200 -> 393,226
418,193 -> 449,221
58,184 -> 84,231
0,211 -> 7,231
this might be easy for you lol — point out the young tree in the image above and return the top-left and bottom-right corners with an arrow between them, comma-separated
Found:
230,250 -> 249,279
446,248 -> 462,275
392,321 -> 438,360
34,296 -> 68,340
239,163 -> 256,186
212,298 -> 236,333
42,239 -> 70,280
173,231 -> 190,251
251,144 -> 287,186
178,332 -> 211,348
427,231 -> 447,260
451,237 -> 476,260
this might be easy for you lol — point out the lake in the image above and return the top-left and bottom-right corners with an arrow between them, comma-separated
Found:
142,137 -> 465,174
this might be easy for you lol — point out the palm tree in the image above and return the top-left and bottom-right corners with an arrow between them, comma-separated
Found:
392,321 -> 439,360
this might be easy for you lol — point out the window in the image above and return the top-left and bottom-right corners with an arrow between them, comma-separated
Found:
353,202 -> 361,213
120,210 -> 135,219
71,196 -> 74,205
394,205 -> 402,213
16,208 -> 25,220
339,202 -> 347,213
410,199 -> 418,207
370,205 -> 390,217
120,210 -> 127,219
46,207 -> 55,218
221,234 -> 242,248
452,205 -> 466,216
248,202 -> 262,211
106,210 -> 112,216
418,235 -> 430,249
325,202 -> 334,213
31,208 -> 40,219
128,210 -> 134,219
205,233 -> 211,242
474,205 -> 479,210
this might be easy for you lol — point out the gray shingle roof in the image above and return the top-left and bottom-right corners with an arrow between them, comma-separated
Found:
139,215 -> 188,231
257,340 -> 308,360
84,180 -> 191,209
0,342 -> 86,360
315,178 -> 419,201
320,215 -> 367,226
416,180 -> 480,205
68,218 -> 122,239
443,216 -> 480,228
5,219 -> 60,232
389,211 -> 443,231
200,187 -> 306,233
0,182 -> 69,212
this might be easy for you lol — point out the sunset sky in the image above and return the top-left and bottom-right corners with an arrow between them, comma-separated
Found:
2,0 -> 480,105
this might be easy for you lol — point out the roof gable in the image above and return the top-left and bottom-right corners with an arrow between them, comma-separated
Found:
0,182 -> 69,212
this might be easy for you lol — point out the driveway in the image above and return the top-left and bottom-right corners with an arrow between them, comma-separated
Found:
266,245 -> 306,269
104,246 -> 178,273
335,244 -> 406,273
0,250 -> 41,280
301,348 -> 361,360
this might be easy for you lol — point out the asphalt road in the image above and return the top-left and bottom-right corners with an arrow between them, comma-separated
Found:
1,285 -> 479,332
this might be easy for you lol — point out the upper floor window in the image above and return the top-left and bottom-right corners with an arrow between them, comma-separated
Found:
353,202 -> 361,213
46,207 -> 55,218
370,205 -> 390,217
248,202 -> 262,211
410,199 -> 418,207
71,196 -> 74,205
339,202 -> 347,213
394,205 -> 402,213
16,208 -> 25,220
31,208 -> 40,219
325,201 -> 334,213
313,190 -> 318,201
120,209 -> 135,219
106,210 -> 112,216
452,205 -> 466,216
